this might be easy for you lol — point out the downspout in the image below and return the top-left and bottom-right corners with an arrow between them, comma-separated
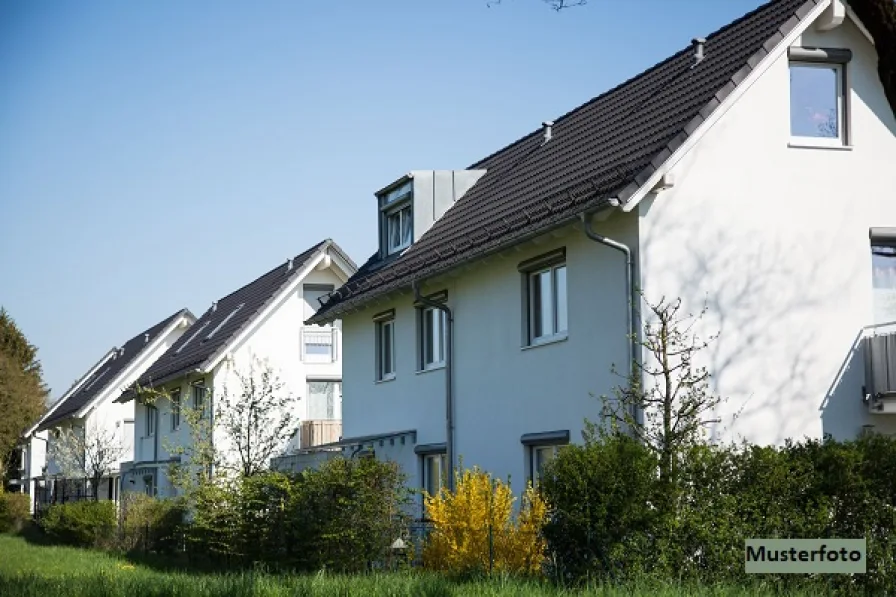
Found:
580,207 -> 643,425
412,280 -> 455,492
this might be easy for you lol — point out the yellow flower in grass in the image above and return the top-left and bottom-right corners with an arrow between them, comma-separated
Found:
118,563 -> 136,571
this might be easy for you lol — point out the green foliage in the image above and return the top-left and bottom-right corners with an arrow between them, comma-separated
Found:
541,432 -> 896,594
40,500 -> 117,548
0,491 -> 30,533
186,457 -> 410,572
0,308 -> 47,484
118,493 -> 185,554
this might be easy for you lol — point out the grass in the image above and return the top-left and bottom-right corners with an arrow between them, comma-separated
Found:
0,532 -> 824,597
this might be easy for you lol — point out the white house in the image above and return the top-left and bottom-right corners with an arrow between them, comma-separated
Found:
305,0 -> 896,509
116,239 -> 356,497
28,309 -> 194,509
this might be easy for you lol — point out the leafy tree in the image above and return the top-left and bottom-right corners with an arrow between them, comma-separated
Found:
0,308 -> 48,484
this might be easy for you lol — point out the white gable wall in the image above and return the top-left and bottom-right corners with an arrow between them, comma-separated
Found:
638,15 -> 896,445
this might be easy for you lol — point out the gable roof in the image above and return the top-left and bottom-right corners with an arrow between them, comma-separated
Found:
37,309 -> 192,430
130,239 -> 354,391
308,0 -> 833,324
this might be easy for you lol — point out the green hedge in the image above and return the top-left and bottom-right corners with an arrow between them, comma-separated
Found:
119,493 -> 185,555
540,432 -> 896,594
40,500 -> 117,548
0,491 -> 30,533
187,456 -> 410,572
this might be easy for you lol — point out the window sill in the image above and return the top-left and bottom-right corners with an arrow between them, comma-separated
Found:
416,364 -> 446,375
375,375 -> 396,384
521,334 -> 568,351
787,141 -> 853,151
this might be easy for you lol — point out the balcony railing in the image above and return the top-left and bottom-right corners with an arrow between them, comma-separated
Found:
300,326 -> 339,363
299,419 -> 342,449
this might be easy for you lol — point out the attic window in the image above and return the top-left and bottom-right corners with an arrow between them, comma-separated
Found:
788,48 -> 852,147
175,322 -> 209,354
205,303 -> 244,341
380,180 -> 413,256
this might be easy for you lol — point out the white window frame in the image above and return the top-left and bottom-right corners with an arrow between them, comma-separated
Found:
145,404 -> 156,437
530,445 -> 559,485
375,317 -> 396,381
525,262 -> 568,346
788,61 -> 845,148
419,305 -> 447,370
170,388 -> 181,431
385,204 -> 413,255
423,452 -> 447,499
192,380 -> 207,419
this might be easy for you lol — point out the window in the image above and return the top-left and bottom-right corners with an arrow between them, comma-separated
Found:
530,445 -> 559,485
423,453 -> 447,499
375,315 -> 395,381
170,388 -> 181,431
420,306 -> 447,370
871,229 -> 896,324
307,381 -> 339,420
380,180 -> 413,256
525,262 -> 568,345
192,381 -> 207,418
386,205 -> 413,254
145,405 -> 156,437
143,475 -> 154,497
789,59 -> 846,145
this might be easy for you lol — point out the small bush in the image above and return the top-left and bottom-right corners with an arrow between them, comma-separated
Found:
0,491 -> 30,533
423,467 -> 548,576
40,500 -> 116,548
118,493 -> 185,554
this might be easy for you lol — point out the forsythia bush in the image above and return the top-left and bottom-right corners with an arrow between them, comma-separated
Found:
423,467 -> 547,576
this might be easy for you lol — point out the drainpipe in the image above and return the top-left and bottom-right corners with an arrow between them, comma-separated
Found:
580,208 -> 643,425
412,281 -> 455,492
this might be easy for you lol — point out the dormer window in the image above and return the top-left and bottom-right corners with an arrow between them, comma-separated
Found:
387,204 -> 413,254
380,179 -> 413,256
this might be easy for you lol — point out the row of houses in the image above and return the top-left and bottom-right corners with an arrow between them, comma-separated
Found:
9,0 -> 896,514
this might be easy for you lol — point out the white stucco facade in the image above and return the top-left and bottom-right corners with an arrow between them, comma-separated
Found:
129,254 -> 350,498
637,14 -> 896,445
37,312 -> 193,506
334,4 -> 896,510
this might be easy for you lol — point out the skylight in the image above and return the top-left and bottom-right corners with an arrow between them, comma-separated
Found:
206,303 -> 245,341
175,322 -> 210,354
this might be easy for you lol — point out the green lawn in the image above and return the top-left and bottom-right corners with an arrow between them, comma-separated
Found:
0,533 -> 819,597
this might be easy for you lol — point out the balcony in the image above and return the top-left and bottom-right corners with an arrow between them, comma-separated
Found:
300,326 -> 340,363
864,326 -> 896,413
299,419 -> 342,449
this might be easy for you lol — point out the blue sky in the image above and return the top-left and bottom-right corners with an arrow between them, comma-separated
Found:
0,0 -> 760,400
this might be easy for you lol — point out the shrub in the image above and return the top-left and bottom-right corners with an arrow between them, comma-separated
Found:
40,500 -> 116,548
422,467 -> 547,576
0,491 -> 30,533
539,431 -> 658,583
118,493 -> 185,554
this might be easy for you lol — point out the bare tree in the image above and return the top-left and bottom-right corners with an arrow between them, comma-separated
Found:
601,293 -> 724,498
49,420 -> 126,500
216,357 -> 298,477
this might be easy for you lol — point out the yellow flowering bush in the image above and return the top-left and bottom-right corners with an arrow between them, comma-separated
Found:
422,467 -> 547,576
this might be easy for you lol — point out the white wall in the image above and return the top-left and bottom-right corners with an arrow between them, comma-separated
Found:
341,217 -> 635,498
638,15 -> 896,445
133,262 -> 347,496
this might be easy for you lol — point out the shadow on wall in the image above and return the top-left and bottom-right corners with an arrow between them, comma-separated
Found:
637,191 -> 867,446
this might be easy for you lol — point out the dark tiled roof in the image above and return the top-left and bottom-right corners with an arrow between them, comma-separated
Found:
133,239 -> 340,389
309,0 -> 819,323
38,309 -> 191,429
